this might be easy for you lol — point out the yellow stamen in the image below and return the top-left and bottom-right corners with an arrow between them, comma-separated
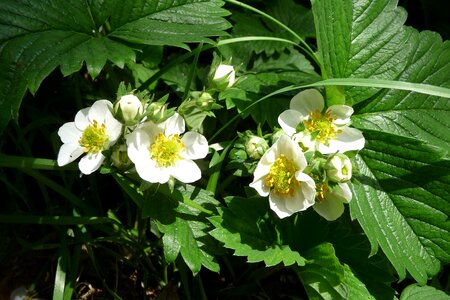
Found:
265,154 -> 299,197
150,133 -> 185,167
79,120 -> 109,153
315,182 -> 329,202
303,110 -> 342,144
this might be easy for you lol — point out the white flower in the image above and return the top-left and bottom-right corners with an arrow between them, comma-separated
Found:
278,89 -> 365,154
114,94 -> 143,125
250,135 -> 316,219
313,182 -> 352,221
126,112 -> 208,184
212,64 -> 236,90
325,153 -> 352,183
57,100 -> 123,175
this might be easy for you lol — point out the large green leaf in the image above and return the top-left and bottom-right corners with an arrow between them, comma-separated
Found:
0,0 -> 230,132
297,242 -> 374,300
209,196 -> 306,267
312,0 -> 412,104
143,184 -> 222,274
400,284 -> 450,300
352,30 -> 450,152
350,131 -> 450,284
330,227 -> 396,299
312,0 -> 450,284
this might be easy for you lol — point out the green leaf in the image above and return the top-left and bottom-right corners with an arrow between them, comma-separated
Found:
352,31 -> 450,152
143,184 -> 221,274
266,0 -> 315,39
312,0 -> 450,285
341,264 -> 376,300
312,0 -> 450,151
209,196 -> 306,267
296,243 -> 347,300
400,284 -> 450,300
53,232 -> 69,300
0,0 -> 231,132
312,0 -> 412,103
350,131 -> 450,284
331,227 -> 396,299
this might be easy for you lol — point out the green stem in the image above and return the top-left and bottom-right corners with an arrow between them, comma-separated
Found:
182,42 -> 203,101
0,215 -> 117,225
182,197 -> 214,216
0,154 -> 77,170
206,141 -> 233,196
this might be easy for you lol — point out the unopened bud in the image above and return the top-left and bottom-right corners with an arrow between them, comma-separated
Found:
111,144 -> 132,169
114,94 -> 143,126
245,135 -> 269,160
211,64 -> 235,91
325,154 -> 352,182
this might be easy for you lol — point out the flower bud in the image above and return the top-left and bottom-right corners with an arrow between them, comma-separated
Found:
244,135 -> 269,160
193,91 -> 215,109
146,102 -> 173,123
325,153 -> 352,182
211,64 -> 235,91
111,144 -> 132,169
114,94 -> 143,126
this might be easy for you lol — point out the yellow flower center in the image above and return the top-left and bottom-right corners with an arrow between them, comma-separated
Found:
150,133 -> 185,167
303,110 -> 342,144
315,182 -> 329,202
79,120 -> 109,153
265,154 -> 299,197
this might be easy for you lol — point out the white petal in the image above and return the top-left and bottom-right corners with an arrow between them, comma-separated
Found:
135,160 -> 171,184
126,129 -> 151,163
163,112 -> 185,136
274,135 -> 301,161
327,105 -> 353,126
313,198 -> 345,221
331,183 -> 352,203
58,122 -> 82,144
249,177 -> 270,197
269,192 -> 293,219
214,64 -> 234,80
290,89 -> 324,116
171,159 -> 202,183
88,100 -> 112,124
105,110 -> 123,143
284,186 -> 313,213
332,127 -> 365,153
295,173 -> 316,208
107,121 -> 123,144
285,138 -> 307,170
252,144 -> 277,181
74,107 -> 90,130
181,132 -> 208,159
57,143 -> 84,166
300,178 -> 317,206
79,152 -> 104,175
278,109 -> 303,136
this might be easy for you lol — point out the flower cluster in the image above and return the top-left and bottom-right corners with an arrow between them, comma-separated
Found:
57,94 -> 209,184
57,63 -> 236,184
250,89 -> 365,220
